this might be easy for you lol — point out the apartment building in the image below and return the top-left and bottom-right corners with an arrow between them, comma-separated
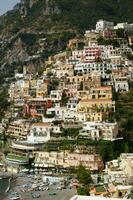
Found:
28,123 -> 51,143
23,98 -> 53,117
36,83 -> 48,98
90,86 -> 112,100
120,153 -> 133,178
79,121 -> 119,141
67,73 -> 101,90
77,99 -> 115,112
34,151 -> 104,171
74,62 -> 118,77
84,31 -> 99,46
114,22 -> 133,32
96,20 -> 114,32
50,90 -> 62,102
6,120 -> 30,140
113,76 -> 129,93
101,28 -> 116,39
104,153 -> 133,184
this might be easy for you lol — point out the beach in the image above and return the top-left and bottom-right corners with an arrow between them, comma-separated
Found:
4,176 -> 76,200
4,174 -> 77,200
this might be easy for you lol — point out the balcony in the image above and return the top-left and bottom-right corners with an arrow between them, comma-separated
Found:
11,141 -> 44,150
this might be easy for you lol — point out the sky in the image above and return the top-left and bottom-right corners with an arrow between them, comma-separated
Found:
0,0 -> 20,15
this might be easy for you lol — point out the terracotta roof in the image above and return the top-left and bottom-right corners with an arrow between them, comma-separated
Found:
79,99 -> 113,103
32,122 -> 50,126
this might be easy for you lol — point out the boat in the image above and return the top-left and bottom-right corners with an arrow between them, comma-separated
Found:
9,197 -> 20,200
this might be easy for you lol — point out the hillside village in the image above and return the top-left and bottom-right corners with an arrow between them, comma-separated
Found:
0,19 -> 133,199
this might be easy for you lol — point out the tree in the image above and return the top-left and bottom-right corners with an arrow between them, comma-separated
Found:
116,28 -> 125,38
77,165 -> 92,195
77,164 -> 92,186
125,52 -> 133,61
61,91 -> 69,106
77,186 -> 89,195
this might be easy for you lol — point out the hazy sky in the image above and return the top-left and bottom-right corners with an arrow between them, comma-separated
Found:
0,0 -> 20,15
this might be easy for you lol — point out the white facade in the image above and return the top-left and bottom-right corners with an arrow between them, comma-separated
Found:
114,22 -> 133,31
28,123 -> 51,143
74,62 -> 118,77
120,153 -> 133,178
105,154 -> 133,184
96,20 -> 114,32
70,195 -> 123,200
113,77 -> 129,92
79,121 -> 119,141
67,98 -> 79,111
50,90 -> 62,101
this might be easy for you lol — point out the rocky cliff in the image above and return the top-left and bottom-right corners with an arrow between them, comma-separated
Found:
0,0 -> 133,76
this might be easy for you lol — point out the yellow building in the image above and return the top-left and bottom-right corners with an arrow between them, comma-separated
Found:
77,98 -> 115,122
78,99 -> 115,112
36,83 -> 48,98
67,73 -> 101,89
34,151 -> 104,171
6,120 -> 30,140
90,86 -> 112,100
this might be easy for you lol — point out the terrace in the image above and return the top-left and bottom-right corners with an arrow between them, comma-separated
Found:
6,154 -> 29,165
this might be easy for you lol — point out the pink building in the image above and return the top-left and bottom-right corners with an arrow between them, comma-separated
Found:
66,153 -> 104,171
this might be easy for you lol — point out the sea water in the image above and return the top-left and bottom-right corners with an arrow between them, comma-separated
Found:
0,178 -> 9,198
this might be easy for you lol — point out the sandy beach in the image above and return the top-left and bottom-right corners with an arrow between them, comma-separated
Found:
5,174 -> 77,200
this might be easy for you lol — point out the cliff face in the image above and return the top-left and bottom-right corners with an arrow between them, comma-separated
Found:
19,0 -> 60,17
20,0 -> 39,16
3,38 -> 29,64
1,0 -> 133,76
1,0 -> 133,36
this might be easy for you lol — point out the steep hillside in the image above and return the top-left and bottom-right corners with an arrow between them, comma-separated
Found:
1,0 -> 133,35
0,0 -> 133,78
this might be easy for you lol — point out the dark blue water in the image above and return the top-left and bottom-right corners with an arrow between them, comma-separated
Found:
0,178 -> 9,198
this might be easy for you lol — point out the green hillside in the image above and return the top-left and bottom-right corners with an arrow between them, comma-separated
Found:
1,0 -> 133,35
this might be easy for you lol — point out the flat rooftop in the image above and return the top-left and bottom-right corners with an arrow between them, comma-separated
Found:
70,196 -> 126,200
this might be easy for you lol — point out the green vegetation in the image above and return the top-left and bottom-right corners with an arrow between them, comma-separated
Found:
6,154 -> 29,162
126,188 -> 133,199
1,0 -> 133,35
116,28 -> 125,38
114,84 -> 133,140
124,52 -> 133,61
61,91 -> 69,106
0,89 -> 10,122
44,113 -> 55,118
41,138 -> 127,162
77,165 -> 92,195
97,37 -> 120,48
62,128 -> 80,137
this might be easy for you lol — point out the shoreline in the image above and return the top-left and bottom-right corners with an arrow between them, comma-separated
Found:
5,177 -> 11,193
0,176 -> 16,200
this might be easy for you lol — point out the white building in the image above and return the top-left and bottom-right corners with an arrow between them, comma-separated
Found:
79,121 -> 119,141
28,123 -> 51,143
120,153 -> 133,178
104,154 -> 133,184
96,19 -> 114,32
70,195 -> 124,200
114,22 -> 133,32
67,98 -> 79,111
74,62 -> 118,77
50,90 -> 62,102
113,77 -> 129,93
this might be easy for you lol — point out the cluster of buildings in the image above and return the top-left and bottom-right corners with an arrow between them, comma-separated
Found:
0,19 -> 133,198
104,153 -> 133,185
